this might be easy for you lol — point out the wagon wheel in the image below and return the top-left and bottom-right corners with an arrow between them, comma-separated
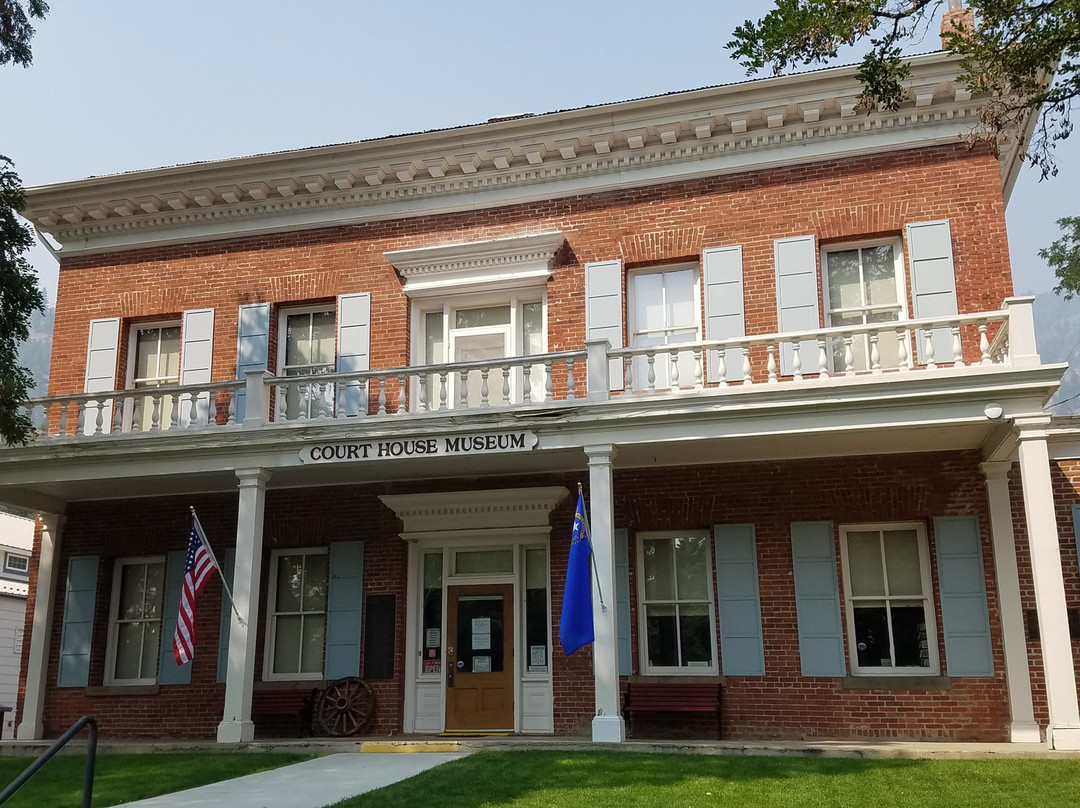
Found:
317,677 -> 376,737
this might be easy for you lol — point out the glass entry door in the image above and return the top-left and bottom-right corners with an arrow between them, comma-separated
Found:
444,584 -> 514,732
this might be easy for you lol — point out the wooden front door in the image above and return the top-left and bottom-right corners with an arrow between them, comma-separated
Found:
445,584 -> 514,732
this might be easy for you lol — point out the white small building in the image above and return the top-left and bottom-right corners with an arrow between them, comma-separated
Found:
0,511 -> 32,741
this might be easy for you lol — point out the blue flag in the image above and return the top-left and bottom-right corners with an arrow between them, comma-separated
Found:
559,491 -> 595,655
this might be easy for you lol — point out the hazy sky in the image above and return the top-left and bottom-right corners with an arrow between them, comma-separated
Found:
4,1 -> 1076,301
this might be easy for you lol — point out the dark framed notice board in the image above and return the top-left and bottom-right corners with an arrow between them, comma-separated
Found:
363,594 -> 396,680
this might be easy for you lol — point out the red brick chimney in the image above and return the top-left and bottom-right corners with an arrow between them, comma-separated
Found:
941,0 -> 975,48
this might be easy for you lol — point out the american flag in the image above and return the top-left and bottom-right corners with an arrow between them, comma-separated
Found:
172,513 -> 219,666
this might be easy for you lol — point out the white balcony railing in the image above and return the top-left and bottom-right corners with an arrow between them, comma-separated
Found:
18,298 -> 1035,444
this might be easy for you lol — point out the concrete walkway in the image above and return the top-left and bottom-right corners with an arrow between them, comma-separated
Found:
113,751 -> 468,808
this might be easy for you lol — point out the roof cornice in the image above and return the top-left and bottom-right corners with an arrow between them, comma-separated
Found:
24,53 -> 1003,258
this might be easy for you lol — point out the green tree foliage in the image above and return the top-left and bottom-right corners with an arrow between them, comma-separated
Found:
1,0 -> 48,445
729,3 -> 1080,296
1040,217 -> 1080,300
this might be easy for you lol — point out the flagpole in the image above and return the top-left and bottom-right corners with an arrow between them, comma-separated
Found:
190,506 -> 247,628
578,483 -> 607,612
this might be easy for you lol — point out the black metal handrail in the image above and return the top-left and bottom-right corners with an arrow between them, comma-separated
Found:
0,715 -> 98,807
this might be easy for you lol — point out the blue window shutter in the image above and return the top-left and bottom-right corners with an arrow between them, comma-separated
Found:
235,303 -> 270,422
1071,504 -> 1080,567
337,293 -> 371,416
702,246 -> 745,383
934,516 -> 994,677
158,550 -> 192,685
58,556 -> 99,687
790,521 -> 846,676
615,528 -> 632,676
584,260 -> 624,391
216,549 -> 235,684
179,308 -> 216,426
83,318 -> 120,434
775,236 -> 821,376
907,220 -> 958,363
325,542 -> 364,679
714,524 -> 765,676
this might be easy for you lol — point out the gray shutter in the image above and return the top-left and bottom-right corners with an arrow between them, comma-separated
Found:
702,246 -> 745,383
58,556 -> 99,687
775,236 -> 821,375
907,220 -> 958,363
790,521 -> 846,676
615,528 -> 632,676
714,524 -> 765,676
83,318 -> 120,434
179,308 -> 215,426
235,303 -> 270,422
934,516 -> 994,676
584,260 -> 623,391
216,549 -> 235,684
158,550 -> 192,685
337,293 -> 371,416
325,541 -> 364,679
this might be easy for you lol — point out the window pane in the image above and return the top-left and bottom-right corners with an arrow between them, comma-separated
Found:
827,250 -> 862,309
525,548 -> 548,672
852,603 -> 891,667
115,622 -> 144,680
454,332 -> 506,363
884,529 -> 923,596
522,302 -> 543,355
273,614 -> 302,674
158,326 -> 181,380
455,549 -> 513,575
310,311 -> 336,366
119,564 -> 145,619
642,539 -> 675,601
422,552 -> 443,674
302,553 -> 328,612
645,603 -> 678,667
674,535 -> 710,601
425,311 -> 445,364
300,614 -> 325,674
455,306 -> 510,329
276,556 -> 304,612
678,603 -> 713,666
665,268 -> 697,329
135,329 -> 160,380
890,603 -> 931,667
144,562 -> 164,620
847,531 -> 885,597
423,552 -> 443,589
863,245 -> 898,306
285,314 -> 310,366
141,621 -> 160,679
632,273 -> 666,334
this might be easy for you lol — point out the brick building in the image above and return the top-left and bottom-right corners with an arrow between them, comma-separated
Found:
4,46 -> 1080,747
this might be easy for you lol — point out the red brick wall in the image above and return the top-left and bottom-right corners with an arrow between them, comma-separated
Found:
47,143 -> 1011,398
28,451 -> 1011,741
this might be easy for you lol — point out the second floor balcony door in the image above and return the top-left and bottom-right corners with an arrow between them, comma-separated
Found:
282,308 -> 336,419
132,324 -> 181,430
629,266 -> 700,391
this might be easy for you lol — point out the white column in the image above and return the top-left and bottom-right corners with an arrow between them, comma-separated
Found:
586,443 -> 624,743
17,513 -> 64,741
1016,418 -> 1080,749
217,468 -> 271,743
980,461 -> 1041,742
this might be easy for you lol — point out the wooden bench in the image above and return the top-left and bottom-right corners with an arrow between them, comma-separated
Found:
623,681 -> 722,739
251,688 -> 316,736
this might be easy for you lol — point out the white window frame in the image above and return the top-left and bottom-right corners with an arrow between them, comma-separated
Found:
820,238 -> 908,372
4,553 -> 28,575
635,529 -> 718,675
413,291 -> 547,407
276,304 -> 337,376
838,522 -> 940,676
124,319 -> 182,430
263,547 -> 330,682
104,555 -> 166,686
627,263 -> 702,390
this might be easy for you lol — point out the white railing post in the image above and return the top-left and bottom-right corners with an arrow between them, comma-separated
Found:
1004,296 -> 1040,368
243,370 -> 269,428
585,339 -> 611,402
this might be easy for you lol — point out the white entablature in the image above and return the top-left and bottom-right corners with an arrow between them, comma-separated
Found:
24,53 -> 1005,258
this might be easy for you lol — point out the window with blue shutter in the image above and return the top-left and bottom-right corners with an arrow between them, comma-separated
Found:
235,303 -> 270,422
158,550 -> 192,685
584,260 -> 624,391
58,556 -> 99,688
714,524 -> 765,676
325,542 -> 365,680
790,521 -> 845,676
775,236 -> 821,376
702,246 -> 745,383
934,516 -> 994,677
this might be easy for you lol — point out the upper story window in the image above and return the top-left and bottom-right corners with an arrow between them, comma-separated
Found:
838,523 -> 939,675
636,530 -> 717,674
628,264 -> 701,390
3,552 -> 29,575
105,557 -> 165,685
822,240 -> 906,372
278,306 -> 336,418
129,322 -> 181,429
265,548 -> 329,680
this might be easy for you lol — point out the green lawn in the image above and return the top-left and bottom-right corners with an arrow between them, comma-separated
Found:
329,750 -> 1080,808
0,751 -> 312,807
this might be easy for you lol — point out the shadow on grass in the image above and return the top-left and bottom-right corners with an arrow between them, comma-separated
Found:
333,750 -> 1080,808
